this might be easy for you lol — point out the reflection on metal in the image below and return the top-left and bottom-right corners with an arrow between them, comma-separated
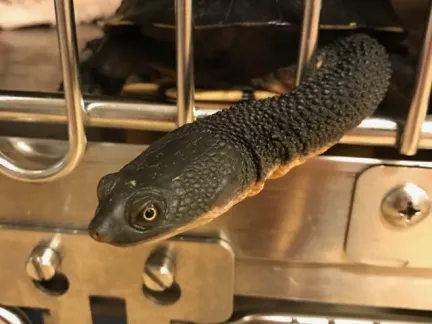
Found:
0,228 -> 234,324
346,165 -> 432,268
175,0 -> 195,126
381,183 -> 431,229
0,0 -> 86,183
225,313 -> 423,324
0,307 -> 31,324
1,93 -> 432,149
399,2 -> 432,155
0,91 -> 178,132
295,0 -> 322,86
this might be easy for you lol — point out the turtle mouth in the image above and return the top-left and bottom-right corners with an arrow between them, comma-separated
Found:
88,221 -> 176,247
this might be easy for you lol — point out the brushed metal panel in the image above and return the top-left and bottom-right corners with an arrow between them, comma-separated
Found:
0,229 -> 234,324
2,137 -> 432,312
345,165 -> 432,268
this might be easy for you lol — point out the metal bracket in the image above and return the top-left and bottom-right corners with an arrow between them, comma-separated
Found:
345,164 -> 432,268
0,227 -> 234,324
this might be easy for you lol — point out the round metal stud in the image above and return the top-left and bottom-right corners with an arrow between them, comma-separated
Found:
142,248 -> 176,292
25,245 -> 61,281
381,183 -> 431,228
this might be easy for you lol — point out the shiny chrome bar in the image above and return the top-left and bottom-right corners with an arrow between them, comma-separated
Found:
175,0 -> 195,126
0,0 -> 86,182
399,2 -> 432,156
226,313 -> 420,324
1,92 -> 432,149
295,0 -> 322,86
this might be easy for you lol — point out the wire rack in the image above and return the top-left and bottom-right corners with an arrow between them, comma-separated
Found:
0,0 -> 431,183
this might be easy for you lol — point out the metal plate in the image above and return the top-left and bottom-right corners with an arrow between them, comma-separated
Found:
345,165 -> 432,268
0,227 -> 234,324
4,138 -> 432,312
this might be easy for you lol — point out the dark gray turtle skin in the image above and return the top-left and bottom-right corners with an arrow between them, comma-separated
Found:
76,0 -> 402,96
111,0 -> 400,28
88,33 -> 392,246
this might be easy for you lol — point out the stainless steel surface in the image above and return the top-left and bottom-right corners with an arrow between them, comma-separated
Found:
399,2 -> 432,155
175,0 -> 195,126
381,183 -> 431,228
0,307 -> 30,324
2,93 -> 432,149
346,165 -> 432,268
25,243 -> 62,281
0,228 -> 234,324
3,138 -> 432,311
0,0 -> 86,182
225,314 -> 421,324
295,0 -> 322,86
142,247 -> 176,292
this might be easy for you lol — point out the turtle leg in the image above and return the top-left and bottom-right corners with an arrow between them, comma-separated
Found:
76,28 -> 145,95
75,36 -> 128,95
59,26 -> 176,96
251,64 -> 297,94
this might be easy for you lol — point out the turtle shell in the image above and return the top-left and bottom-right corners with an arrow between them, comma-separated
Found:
106,0 -> 404,31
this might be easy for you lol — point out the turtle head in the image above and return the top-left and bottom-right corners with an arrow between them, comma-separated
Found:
88,169 -> 183,246
88,133 -> 247,246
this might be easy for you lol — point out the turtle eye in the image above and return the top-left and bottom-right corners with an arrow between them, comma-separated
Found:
141,205 -> 158,221
130,203 -> 162,230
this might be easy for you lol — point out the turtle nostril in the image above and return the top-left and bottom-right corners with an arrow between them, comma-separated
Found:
88,222 -> 105,242
88,223 -> 113,243
89,229 -> 101,241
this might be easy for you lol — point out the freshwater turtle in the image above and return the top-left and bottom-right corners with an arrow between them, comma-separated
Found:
88,32 -> 392,246
76,0 -> 405,105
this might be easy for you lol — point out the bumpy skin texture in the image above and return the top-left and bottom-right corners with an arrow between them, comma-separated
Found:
88,34 -> 392,246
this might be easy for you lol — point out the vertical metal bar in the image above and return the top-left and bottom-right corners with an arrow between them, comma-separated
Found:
399,3 -> 432,155
295,0 -> 322,86
175,0 -> 195,126
54,0 -> 87,160
0,0 -> 86,182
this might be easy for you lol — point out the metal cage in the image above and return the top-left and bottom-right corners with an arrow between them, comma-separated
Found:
0,0 -> 431,182
1,1 -> 432,324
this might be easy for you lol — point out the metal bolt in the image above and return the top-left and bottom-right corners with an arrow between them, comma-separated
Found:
25,244 -> 61,281
142,248 -> 176,292
0,306 -> 31,324
381,183 -> 431,228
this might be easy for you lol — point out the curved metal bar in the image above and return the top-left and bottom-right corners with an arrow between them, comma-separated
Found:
399,2 -> 432,156
0,0 -> 86,182
175,0 -> 195,126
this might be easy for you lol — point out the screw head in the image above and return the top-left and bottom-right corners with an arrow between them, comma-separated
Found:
25,245 -> 61,281
381,183 -> 431,228
142,248 -> 175,292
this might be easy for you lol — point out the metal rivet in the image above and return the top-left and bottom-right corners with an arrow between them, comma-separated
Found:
142,247 -> 176,292
381,183 -> 431,228
25,244 -> 61,281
